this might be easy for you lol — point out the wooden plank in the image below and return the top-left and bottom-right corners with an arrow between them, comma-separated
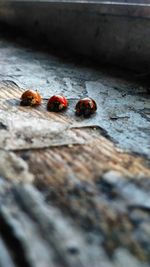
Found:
0,182 -> 115,267
0,74 -> 150,266
0,182 -> 149,267
0,80 -> 149,183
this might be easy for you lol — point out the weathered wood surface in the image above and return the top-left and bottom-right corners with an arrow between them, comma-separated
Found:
0,36 -> 149,267
0,79 -> 149,267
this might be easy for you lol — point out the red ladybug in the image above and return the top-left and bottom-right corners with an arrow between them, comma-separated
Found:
20,90 -> 41,106
75,98 -> 97,117
47,95 -> 68,112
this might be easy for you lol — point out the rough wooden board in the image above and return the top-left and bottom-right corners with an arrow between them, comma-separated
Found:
17,139 -> 150,263
0,80 -> 149,266
0,80 -> 149,183
0,36 -> 149,157
0,182 -> 149,267
0,45 -> 150,267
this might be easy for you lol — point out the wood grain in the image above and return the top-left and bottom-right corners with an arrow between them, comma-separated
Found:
0,80 -> 150,267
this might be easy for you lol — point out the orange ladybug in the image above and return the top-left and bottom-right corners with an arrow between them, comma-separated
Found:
20,90 -> 41,106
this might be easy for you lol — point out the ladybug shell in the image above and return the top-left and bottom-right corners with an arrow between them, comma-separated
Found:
21,90 -> 41,106
47,95 -> 68,112
75,98 -> 97,117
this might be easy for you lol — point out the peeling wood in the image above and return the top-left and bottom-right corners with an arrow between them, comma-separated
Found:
0,184 -> 115,267
19,135 -> 150,187
0,36 -> 149,267
0,37 -> 149,157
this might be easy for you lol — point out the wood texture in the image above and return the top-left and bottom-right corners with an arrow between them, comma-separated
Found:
0,79 -> 150,267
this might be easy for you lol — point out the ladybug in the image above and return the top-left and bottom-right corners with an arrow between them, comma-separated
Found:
75,97 -> 97,117
47,95 -> 68,112
20,90 -> 41,106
